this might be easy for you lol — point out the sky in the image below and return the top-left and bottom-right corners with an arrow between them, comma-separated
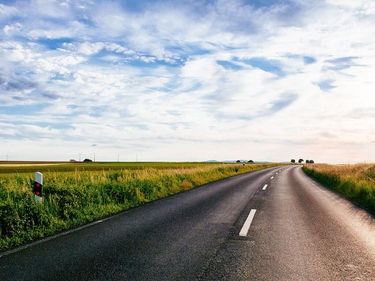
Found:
0,0 -> 375,163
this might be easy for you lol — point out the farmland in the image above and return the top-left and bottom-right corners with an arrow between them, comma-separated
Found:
303,163 -> 375,214
0,161 -> 281,251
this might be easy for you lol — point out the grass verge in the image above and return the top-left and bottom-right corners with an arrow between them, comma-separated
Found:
303,163 -> 375,213
0,162 -> 280,251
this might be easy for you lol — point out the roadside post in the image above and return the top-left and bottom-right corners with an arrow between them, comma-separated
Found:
33,172 -> 43,204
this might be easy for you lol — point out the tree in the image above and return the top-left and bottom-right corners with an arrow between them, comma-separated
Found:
298,158 -> 304,164
236,160 -> 241,163
83,158 -> 93,163
248,160 -> 254,163
291,159 -> 295,163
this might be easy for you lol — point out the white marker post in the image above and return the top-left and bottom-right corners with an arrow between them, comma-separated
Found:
34,172 -> 43,204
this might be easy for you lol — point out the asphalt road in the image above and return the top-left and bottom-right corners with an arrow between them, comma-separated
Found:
1,166 -> 375,280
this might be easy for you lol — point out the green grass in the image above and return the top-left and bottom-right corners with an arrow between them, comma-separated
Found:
0,161 -> 221,174
303,163 -> 375,213
0,162 -> 281,251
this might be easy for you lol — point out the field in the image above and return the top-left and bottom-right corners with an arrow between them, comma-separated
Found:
0,161 -> 281,251
303,163 -> 375,213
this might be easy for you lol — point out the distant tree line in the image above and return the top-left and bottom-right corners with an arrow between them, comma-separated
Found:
236,160 -> 255,163
291,159 -> 314,164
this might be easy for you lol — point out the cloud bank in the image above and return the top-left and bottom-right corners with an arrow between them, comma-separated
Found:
0,0 -> 374,163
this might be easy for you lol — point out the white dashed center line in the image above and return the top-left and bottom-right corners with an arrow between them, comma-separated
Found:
262,184 -> 268,190
271,176 -> 274,179
239,209 -> 257,237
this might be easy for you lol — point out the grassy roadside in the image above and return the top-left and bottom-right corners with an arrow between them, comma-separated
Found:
0,162 -> 281,251
303,163 -> 375,213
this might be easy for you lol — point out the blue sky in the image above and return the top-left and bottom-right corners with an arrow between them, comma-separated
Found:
1,0 -> 375,163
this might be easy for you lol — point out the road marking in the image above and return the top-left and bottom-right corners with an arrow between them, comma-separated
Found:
271,176 -> 274,179
239,209 -> 257,237
262,184 -> 268,190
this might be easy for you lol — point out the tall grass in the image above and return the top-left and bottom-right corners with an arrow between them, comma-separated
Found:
303,163 -> 375,213
0,163 -> 280,251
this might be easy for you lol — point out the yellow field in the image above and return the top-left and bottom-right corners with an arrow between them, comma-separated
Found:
303,163 -> 375,214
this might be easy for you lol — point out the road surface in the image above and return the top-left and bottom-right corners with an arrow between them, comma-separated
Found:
1,166 -> 375,280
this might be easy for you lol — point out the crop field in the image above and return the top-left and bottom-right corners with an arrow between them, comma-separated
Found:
303,163 -> 375,214
0,161 -> 281,251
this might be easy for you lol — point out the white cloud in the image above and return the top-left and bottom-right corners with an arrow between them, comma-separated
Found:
3,22 -> 21,35
77,42 -> 105,55
0,0 -> 374,163
0,3 -> 18,16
